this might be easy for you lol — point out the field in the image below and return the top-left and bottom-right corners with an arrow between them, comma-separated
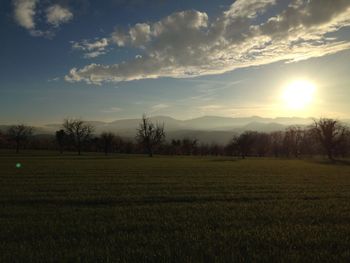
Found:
1,152 -> 350,262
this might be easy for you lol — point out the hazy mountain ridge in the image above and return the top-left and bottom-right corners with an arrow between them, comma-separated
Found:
99,115 -> 314,132
0,116 -> 334,134
1,116 -> 348,144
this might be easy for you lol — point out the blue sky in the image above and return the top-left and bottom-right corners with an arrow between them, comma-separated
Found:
1,0 -> 350,124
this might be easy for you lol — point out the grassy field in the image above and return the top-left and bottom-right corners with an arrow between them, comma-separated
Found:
1,152 -> 350,262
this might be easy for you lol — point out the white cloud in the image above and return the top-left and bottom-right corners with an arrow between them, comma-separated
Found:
66,0 -> 350,84
46,5 -> 73,27
129,23 -> 151,47
101,107 -> 123,113
197,105 -> 224,111
13,0 -> 38,30
47,77 -> 60,82
111,27 -> 129,47
110,10 -> 207,48
196,103 -> 275,117
12,0 -> 74,37
150,104 -> 169,112
72,38 -> 109,51
71,38 -> 109,58
83,51 -> 106,59
224,0 -> 276,19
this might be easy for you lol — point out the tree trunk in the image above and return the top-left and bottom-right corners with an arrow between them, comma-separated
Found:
327,149 -> 333,161
16,141 -> 20,154
78,140 -> 81,155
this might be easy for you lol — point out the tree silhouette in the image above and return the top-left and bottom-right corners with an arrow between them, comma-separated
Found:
63,119 -> 94,155
181,138 -> 198,155
255,132 -> 270,157
312,118 -> 348,160
7,124 -> 33,153
233,131 -> 257,159
0,131 -> 7,148
283,126 -> 304,158
100,132 -> 116,156
55,129 -> 67,154
136,114 -> 165,157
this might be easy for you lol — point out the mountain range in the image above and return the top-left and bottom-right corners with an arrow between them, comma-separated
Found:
1,116 -> 348,145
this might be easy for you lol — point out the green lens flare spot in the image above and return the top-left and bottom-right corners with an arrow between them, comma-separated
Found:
16,163 -> 22,168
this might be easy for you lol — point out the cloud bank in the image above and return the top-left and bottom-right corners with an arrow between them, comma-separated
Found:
66,0 -> 350,84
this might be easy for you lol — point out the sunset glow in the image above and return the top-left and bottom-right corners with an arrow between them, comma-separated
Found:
282,80 -> 316,111
0,0 -> 349,122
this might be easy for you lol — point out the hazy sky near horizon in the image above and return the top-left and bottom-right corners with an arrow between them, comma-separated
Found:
1,0 -> 350,124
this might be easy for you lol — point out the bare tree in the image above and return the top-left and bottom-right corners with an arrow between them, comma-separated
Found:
312,118 -> 348,160
283,126 -> 304,158
63,119 -> 94,155
100,132 -> 116,156
335,129 -> 350,158
255,132 -> 270,157
55,129 -> 67,154
181,138 -> 198,155
7,124 -> 33,153
0,131 -> 7,149
270,131 -> 284,157
171,139 -> 182,155
232,131 -> 257,159
136,114 -> 165,157
299,128 -> 318,157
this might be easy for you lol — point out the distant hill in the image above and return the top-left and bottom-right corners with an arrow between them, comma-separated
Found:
4,115 -> 347,145
239,122 -> 287,133
96,115 -> 313,133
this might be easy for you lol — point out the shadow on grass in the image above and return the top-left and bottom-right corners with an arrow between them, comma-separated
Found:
0,151 -> 137,160
307,158 -> 350,166
210,158 -> 240,162
1,196 -> 277,207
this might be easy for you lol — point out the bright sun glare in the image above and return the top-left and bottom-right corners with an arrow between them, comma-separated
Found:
282,80 -> 316,110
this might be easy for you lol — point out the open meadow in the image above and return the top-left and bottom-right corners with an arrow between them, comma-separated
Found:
1,152 -> 350,262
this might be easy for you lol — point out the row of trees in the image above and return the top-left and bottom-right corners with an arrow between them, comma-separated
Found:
1,125 -> 33,154
228,120 -> 349,160
54,115 -> 165,157
0,115 -> 164,157
1,117 -> 349,160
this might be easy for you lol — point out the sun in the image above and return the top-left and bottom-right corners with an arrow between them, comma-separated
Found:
282,80 -> 316,110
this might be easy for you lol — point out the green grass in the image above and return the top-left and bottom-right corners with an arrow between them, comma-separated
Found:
1,152 -> 350,262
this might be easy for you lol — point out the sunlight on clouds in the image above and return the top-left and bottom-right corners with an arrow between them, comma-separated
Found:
71,38 -> 110,59
150,104 -> 169,113
100,107 -> 123,113
12,0 -> 73,37
13,0 -> 38,30
65,0 -> 350,84
46,5 -> 73,27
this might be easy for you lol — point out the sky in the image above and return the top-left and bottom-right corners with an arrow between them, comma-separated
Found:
1,0 -> 350,125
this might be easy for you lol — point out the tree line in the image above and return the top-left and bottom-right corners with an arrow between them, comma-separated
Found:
0,116 -> 349,161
